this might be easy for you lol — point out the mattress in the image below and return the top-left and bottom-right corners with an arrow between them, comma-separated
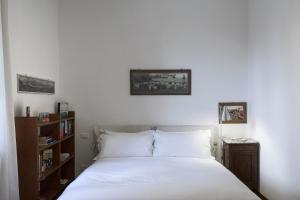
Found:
58,157 -> 260,200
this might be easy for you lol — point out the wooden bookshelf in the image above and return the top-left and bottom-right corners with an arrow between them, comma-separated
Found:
15,111 -> 75,200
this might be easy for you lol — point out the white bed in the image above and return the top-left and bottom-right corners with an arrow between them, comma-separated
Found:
58,157 -> 259,200
58,125 -> 260,200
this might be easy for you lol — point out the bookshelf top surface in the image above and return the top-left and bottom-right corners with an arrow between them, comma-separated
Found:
15,115 -> 75,127
38,117 -> 74,127
15,111 -> 75,126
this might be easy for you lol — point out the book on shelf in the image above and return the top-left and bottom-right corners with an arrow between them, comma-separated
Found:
68,122 -> 72,134
60,122 -> 64,139
60,120 -> 72,139
38,155 -> 41,177
38,112 -> 50,123
64,120 -> 68,134
40,149 -> 53,173
39,136 -> 55,146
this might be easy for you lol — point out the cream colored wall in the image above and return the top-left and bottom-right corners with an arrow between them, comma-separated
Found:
5,1 -> 300,198
4,0 -> 60,116
248,0 -> 300,199
58,0 -> 249,174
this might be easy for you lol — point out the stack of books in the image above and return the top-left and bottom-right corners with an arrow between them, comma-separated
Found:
39,136 -> 55,145
39,149 -> 53,174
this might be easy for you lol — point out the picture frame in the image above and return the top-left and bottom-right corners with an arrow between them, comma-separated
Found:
218,102 -> 247,124
17,74 -> 55,94
130,69 -> 191,95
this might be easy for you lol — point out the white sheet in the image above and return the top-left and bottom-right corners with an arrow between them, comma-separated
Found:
58,157 -> 260,200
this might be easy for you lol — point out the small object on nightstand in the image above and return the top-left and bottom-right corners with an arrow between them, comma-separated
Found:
222,138 -> 259,193
238,138 -> 248,142
225,137 -> 251,143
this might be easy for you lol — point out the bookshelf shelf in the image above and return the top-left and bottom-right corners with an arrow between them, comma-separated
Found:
39,134 -> 75,151
39,140 -> 60,151
39,165 -> 61,181
60,155 -> 74,167
61,117 -> 75,121
38,116 -> 75,127
39,155 -> 74,181
38,120 -> 60,127
15,111 -> 75,200
61,134 -> 74,142
59,178 -> 73,190
39,187 -> 61,200
39,178 -> 74,200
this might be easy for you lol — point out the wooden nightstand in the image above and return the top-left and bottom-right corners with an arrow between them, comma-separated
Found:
222,138 -> 259,193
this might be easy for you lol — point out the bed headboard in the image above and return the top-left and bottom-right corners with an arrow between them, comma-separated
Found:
93,125 -> 221,160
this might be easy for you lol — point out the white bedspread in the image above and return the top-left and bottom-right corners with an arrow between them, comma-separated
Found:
58,157 -> 260,200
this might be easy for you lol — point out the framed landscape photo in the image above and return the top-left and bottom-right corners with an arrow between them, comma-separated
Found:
219,102 -> 247,124
17,74 -> 55,94
130,69 -> 191,95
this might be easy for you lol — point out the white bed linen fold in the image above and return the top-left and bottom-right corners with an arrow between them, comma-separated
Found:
58,157 -> 260,200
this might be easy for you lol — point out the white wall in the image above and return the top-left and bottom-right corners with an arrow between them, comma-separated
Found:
248,0 -> 300,199
5,0 -> 300,198
59,0 -> 249,173
4,0 -> 60,116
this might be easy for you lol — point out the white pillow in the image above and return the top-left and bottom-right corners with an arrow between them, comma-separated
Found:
105,130 -> 152,135
98,132 -> 154,158
94,128 -> 152,140
94,129 -> 153,151
153,130 -> 212,158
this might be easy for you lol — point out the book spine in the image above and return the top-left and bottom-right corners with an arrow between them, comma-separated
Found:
38,155 -> 40,178
60,122 -> 64,139
68,122 -> 72,134
64,120 -> 68,135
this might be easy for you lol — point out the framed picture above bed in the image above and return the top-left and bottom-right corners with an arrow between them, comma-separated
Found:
130,69 -> 191,95
219,102 -> 247,124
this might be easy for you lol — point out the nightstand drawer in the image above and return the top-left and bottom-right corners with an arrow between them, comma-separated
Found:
229,144 -> 257,151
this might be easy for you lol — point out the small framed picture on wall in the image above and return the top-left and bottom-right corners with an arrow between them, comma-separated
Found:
219,102 -> 247,124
